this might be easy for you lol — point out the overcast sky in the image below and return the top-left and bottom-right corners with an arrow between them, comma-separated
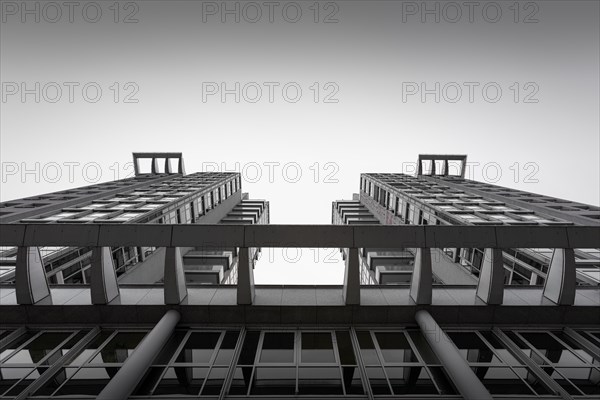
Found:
1,1 -> 598,283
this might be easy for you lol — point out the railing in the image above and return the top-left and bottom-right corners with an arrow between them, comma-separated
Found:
1,224 -> 598,306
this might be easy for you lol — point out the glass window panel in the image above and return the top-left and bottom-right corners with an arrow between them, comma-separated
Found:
153,367 -> 206,395
375,332 -> 417,363
152,331 -> 187,365
214,331 -> 239,366
553,332 -> 599,365
511,367 -> 553,395
341,366 -> 365,394
428,366 -> 458,395
175,332 -> 220,364
31,367 -> 77,395
2,367 -> 46,396
229,367 -> 254,396
356,331 -> 380,365
54,367 -> 112,396
387,366 -> 438,395
473,367 -> 534,395
201,367 -> 228,396
549,368 -> 585,395
447,332 -> 504,364
408,331 -> 440,364
335,331 -> 357,365
366,366 -> 390,395
1,332 -> 71,364
301,332 -> 335,363
554,367 -> 600,395
298,367 -> 343,395
519,332 -> 588,366
251,367 -> 296,395
89,332 -> 146,364
0,332 -> 36,361
479,331 -> 521,366
66,331 -> 113,366
132,367 -> 165,396
259,332 -> 294,364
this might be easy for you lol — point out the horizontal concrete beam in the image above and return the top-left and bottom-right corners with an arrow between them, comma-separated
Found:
1,224 -> 598,249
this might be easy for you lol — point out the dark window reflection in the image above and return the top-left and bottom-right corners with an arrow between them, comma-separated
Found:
259,332 -> 294,363
301,332 -> 335,363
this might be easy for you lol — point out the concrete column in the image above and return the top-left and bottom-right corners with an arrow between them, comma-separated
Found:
415,310 -> 492,400
164,158 -> 172,174
15,247 -> 51,305
476,248 -> 504,304
237,247 -> 254,305
443,159 -> 449,176
151,158 -> 159,173
96,310 -> 180,400
543,248 -> 576,305
410,248 -> 432,305
90,247 -> 120,305
343,248 -> 360,305
178,157 -> 186,175
164,247 -> 188,304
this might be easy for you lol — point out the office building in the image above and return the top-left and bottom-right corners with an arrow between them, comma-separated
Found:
0,153 -> 598,399
333,155 -> 600,287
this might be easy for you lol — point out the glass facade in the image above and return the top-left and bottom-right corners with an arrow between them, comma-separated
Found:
1,327 -> 598,398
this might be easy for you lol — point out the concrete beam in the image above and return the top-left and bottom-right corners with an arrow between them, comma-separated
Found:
90,247 -> 120,305
543,248 -> 576,305
15,247 -> 51,305
410,248 -> 432,305
237,247 -> 254,305
343,248 -> 360,305
476,248 -> 504,305
164,247 -> 188,304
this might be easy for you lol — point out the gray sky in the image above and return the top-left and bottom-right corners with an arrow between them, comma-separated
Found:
1,1 -> 598,283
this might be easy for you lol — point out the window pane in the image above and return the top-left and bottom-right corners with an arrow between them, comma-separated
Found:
0,332 -> 36,361
554,367 -> 600,395
520,332 -> 588,366
259,333 -> 294,364
54,367 -> 113,395
1,332 -> 71,364
66,331 -> 113,366
387,366 -> 438,395
301,333 -> 335,363
201,367 -> 228,395
251,367 -> 296,395
214,331 -> 239,366
298,367 -> 343,394
341,366 -> 364,394
89,332 -> 146,364
229,367 -> 253,395
447,332 -> 503,364
175,332 -> 220,364
366,366 -> 390,395
375,332 -> 417,363
356,331 -> 379,365
153,367 -> 206,395
473,367 -> 534,394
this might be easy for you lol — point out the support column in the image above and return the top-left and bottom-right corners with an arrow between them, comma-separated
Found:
97,310 -> 180,400
90,247 -> 120,305
16,247 -> 51,305
164,247 -> 188,304
164,158 -> 172,174
237,247 -> 254,305
343,248 -> 360,305
543,248 -> 576,305
178,157 -> 186,175
476,248 -> 504,304
151,158 -> 159,173
443,159 -> 449,176
415,310 -> 492,400
410,248 -> 432,305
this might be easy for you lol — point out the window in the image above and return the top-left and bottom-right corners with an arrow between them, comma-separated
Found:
356,330 -> 456,396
